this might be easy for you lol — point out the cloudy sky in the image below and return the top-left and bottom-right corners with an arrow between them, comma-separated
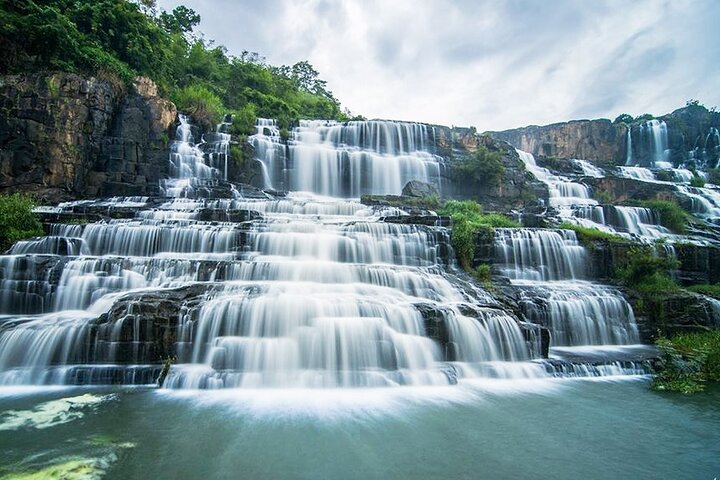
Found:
156,0 -> 720,131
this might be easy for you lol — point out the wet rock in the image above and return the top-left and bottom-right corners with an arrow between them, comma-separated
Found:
627,290 -> 720,342
402,180 -> 439,198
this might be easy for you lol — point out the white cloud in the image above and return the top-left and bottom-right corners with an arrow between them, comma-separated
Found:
156,0 -> 720,130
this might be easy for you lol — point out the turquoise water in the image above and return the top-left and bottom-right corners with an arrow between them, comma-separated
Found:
1,379 -> 718,479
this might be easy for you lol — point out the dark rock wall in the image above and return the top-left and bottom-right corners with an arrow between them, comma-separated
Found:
489,119 -> 627,168
489,106 -> 720,168
0,72 -> 176,202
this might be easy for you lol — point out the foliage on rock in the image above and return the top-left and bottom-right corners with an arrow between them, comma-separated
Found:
0,194 -> 44,251
653,331 -> 720,394
440,200 -> 519,270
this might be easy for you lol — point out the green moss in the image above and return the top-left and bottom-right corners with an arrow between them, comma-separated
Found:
558,222 -> 625,246
0,459 -> 98,480
686,284 -> 720,299
439,200 -> 520,270
45,75 -> 60,97
652,330 -> 720,393
0,194 -> 44,252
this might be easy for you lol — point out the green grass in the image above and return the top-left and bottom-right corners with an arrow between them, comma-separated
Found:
0,193 -> 44,251
686,284 -> 720,299
439,200 -> 520,269
652,330 -> 720,393
558,222 -> 625,245
690,175 -> 706,188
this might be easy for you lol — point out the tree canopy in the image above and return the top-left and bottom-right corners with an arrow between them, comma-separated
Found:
0,0 -> 353,129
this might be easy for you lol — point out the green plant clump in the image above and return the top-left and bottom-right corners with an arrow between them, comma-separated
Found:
558,222 -> 625,246
451,145 -> 506,189
686,284 -> 720,299
614,246 -> 680,295
0,193 -> 44,251
690,175 -> 706,188
630,199 -> 692,234
652,330 -> 720,393
439,200 -> 520,270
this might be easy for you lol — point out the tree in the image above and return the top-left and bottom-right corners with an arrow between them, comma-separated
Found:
159,5 -> 200,35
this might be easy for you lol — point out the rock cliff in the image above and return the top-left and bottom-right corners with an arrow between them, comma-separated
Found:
0,72 -> 176,202
489,105 -> 720,168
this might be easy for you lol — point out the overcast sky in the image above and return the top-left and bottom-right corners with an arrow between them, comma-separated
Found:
156,0 -> 720,131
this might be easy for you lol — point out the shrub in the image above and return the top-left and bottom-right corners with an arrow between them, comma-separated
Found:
0,193 -> 44,251
690,175 -> 705,188
451,145 -> 506,188
655,170 -> 673,182
472,264 -> 492,283
171,84 -> 225,129
635,113 -> 655,122
614,246 -> 680,295
630,199 -> 691,234
440,200 -> 520,269
652,331 -> 720,393
613,113 -> 634,124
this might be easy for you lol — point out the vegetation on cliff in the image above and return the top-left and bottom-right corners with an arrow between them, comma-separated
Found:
614,246 -> 680,295
0,194 -> 44,251
0,0 -> 351,131
653,331 -> 720,394
627,200 -> 692,234
439,200 -> 519,269
449,145 -> 506,189
557,222 -> 625,246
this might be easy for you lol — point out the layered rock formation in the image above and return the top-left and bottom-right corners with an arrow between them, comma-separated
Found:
489,105 -> 720,168
0,72 -> 176,202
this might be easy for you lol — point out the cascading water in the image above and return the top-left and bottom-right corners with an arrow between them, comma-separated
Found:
626,120 -> 671,168
0,114 -> 656,388
516,150 -> 596,208
1,114 -> 567,388
250,119 -> 443,197
490,228 -> 641,349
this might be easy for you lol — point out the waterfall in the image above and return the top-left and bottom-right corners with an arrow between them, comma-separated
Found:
0,114 -> 652,388
516,283 -> 639,346
162,114 -> 231,198
617,166 -> 656,181
491,227 -> 641,347
572,205 -> 670,240
573,159 -> 604,178
627,120 -> 670,168
250,119 -> 443,197
516,150 -> 596,208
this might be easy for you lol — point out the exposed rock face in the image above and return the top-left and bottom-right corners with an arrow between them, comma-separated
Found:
488,106 -> 720,168
0,72 -> 176,202
402,180 -> 438,198
437,131 -> 548,211
583,177 -> 677,203
628,290 -> 720,342
490,120 -> 627,168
